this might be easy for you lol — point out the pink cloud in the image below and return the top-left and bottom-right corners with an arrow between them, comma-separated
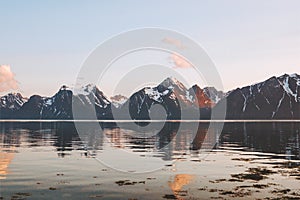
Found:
0,65 -> 18,92
162,37 -> 185,49
170,53 -> 192,69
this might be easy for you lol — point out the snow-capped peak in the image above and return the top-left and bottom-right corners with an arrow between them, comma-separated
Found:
0,93 -> 27,110
144,87 -> 170,103
74,84 -> 97,96
160,77 -> 187,92
72,84 -> 111,109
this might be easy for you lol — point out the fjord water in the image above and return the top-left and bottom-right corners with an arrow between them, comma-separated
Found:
1,122 -> 300,199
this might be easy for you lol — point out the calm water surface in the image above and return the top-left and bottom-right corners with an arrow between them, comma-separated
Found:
1,122 -> 300,199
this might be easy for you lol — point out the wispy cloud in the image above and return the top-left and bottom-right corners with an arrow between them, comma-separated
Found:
163,37 -> 191,68
0,65 -> 18,92
162,37 -> 186,49
170,53 -> 192,69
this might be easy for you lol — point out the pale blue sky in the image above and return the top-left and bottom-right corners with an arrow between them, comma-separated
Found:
0,0 -> 299,97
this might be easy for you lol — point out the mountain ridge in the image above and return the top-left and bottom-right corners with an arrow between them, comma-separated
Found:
217,73 -> 300,119
1,74 -> 300,120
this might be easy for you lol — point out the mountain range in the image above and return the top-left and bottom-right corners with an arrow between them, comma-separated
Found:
1,74 -> 300,120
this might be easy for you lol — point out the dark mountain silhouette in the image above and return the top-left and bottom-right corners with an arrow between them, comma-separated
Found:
216,73 -> 300,119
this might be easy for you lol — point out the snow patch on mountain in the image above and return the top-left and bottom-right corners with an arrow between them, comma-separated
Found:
280,76 -> 299,102
110,94 -> 128,108
185,91 -> 193,102
144,87 -> 170,103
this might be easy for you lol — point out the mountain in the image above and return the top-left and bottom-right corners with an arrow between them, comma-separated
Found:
160,77 -> 223,109
114,84 -> 181,121
17,85 -> 114,120
114,77 -> 221,120
159,78 -> 224,119
159,77 -> 193,109
17,95 -> 44,119
0,93 -> 27,118
218,73 -> 300,119
73,84 -> 113,120
130,85 -> 182,120
188,85 -> 213,108
18,85 -> 73,119
42,85 -> 73,119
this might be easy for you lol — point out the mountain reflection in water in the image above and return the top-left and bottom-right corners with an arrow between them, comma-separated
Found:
1,121 -> 300,199
0,122 -> 300,160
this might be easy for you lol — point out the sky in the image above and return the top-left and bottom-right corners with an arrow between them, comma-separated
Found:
0,0 -> 300,97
